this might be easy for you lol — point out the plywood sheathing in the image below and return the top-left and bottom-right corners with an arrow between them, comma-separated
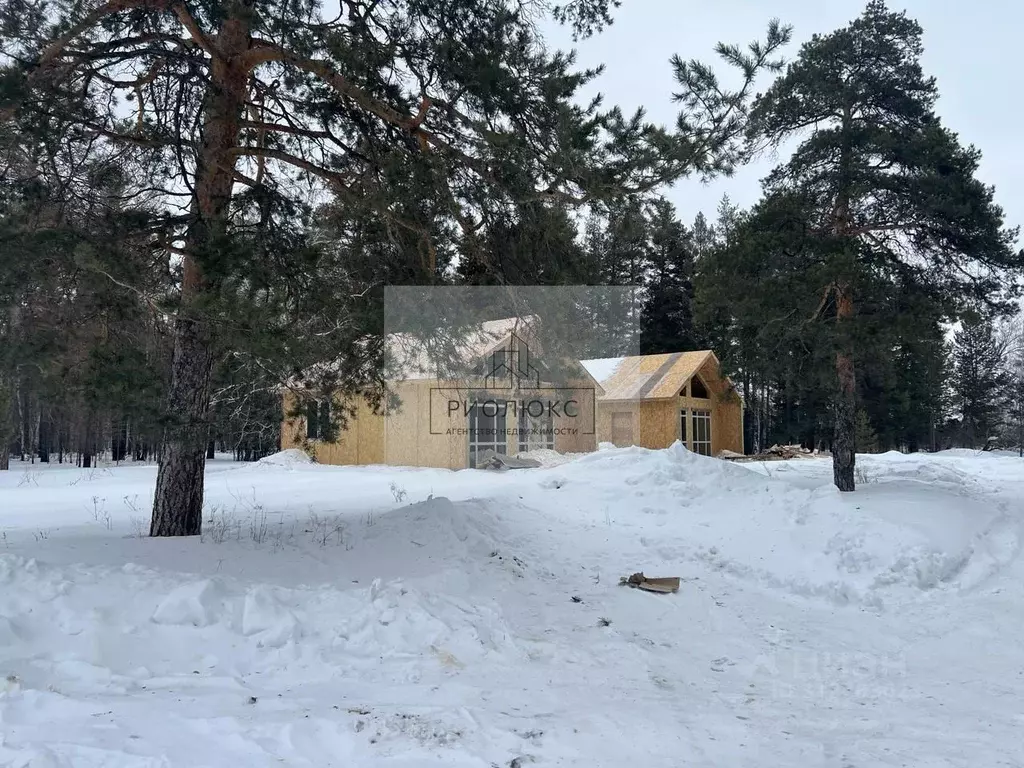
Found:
586,352 -> 712,402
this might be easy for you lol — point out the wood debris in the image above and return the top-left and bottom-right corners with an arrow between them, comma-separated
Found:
720,444 -> 818,462
474,449 -> 541,470
619,572 -> 680,594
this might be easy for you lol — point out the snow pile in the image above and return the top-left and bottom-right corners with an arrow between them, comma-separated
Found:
1,446 -> 1024,766
152,578 -> 227,627
535,442 -> 1019,607
254,448 -> 313,468
856,450 -> 989,493
513,448 -> 588,468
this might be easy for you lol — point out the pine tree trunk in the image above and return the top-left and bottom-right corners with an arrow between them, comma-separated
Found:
833,284 -> 856,491
81,414 -> 93,469
151,316 -> 217,536
830,101 -> 858,491
39,417 -> 50,462
112,420 -> 127,462
207,439 -> 216,460
0,382 -> 10,470
149,9 -> 252,537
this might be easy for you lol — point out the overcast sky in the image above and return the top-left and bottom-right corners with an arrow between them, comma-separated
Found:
546,1 -> 1023,239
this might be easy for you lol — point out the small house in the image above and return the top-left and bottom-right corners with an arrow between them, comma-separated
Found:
581,351 -> 743,456
280,318 -> 601,469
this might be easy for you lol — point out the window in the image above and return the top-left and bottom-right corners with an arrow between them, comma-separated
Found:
680,409 -> 687,443
469,397 -> 508,467
691,409 -> 712,456
611,412 -> 633,447
306,398 -> 332,440
689,376 -> 709,399
518,404 -> 554,452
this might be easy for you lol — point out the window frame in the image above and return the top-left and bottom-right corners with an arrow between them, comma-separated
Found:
468,396 -> 508,467
306,398 -> 332,440
691,409 -> 712,456
689,376 -> 710,399
518,404 -> 554,453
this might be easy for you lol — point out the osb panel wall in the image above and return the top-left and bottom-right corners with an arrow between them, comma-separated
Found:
674,358 -> 742,455
280,391 -> 304,451
419,382 -> 467,469
359,397 -> 386,463
596,402 -> 639,447
279,392 -> 384,465
553,385 -> 598,454
676,397 -> 743,455
383,381 -> 417,467
632,355 -> 744,455
701,357 -> 743,455
386,380 -> 467,470
639,399 -> 677,449
711,398 -> 743,454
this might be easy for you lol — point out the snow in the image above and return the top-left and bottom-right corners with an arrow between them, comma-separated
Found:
2,445 -> 1024,766
513,448 -> 589,467
254,448 -> 313,468
579,356 -> 625,384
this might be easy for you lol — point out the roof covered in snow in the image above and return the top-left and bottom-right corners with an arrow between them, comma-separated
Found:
386,316 -> 539,381
580,351 -> 719,401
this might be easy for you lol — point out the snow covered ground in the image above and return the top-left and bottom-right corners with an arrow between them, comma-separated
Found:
1,445 -> 1023,767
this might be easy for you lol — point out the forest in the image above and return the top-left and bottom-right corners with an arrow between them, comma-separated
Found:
1,0 -> 1022,534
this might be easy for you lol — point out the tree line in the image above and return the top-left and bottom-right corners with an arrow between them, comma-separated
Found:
0,0 -> 1021,535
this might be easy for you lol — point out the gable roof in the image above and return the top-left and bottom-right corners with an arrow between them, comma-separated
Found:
387,317 -> 604,394
285,316 -> 605,392
580,351 -> 718,402
386,316 -> 539,380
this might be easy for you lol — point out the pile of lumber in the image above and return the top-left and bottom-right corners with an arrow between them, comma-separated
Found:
474,449 -> 541,470
719,444 -> 817,462
762,443 -> 813,460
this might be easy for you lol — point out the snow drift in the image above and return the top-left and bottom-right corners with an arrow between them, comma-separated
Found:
1,444 -> 1023,766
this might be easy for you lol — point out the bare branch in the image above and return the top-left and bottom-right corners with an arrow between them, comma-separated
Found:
37,0 -> 164,68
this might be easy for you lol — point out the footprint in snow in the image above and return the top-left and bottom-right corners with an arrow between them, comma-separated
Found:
710,657 -> 737,672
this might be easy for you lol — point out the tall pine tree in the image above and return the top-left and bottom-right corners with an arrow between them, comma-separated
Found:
951,314 -> 1006,448
638,198 -> 700,353
747,0 -> 1022,489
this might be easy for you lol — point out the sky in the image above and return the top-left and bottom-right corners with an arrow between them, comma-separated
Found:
546,0 -> 1024,238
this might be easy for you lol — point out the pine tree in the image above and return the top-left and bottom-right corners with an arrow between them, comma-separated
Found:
457,201 -> 588,286
951,314 -> 1006,448
691,212 -> 717,263
853,409 -> 879,454
1002,322 -> 1024,456
0,127 -> 172,469
638,199 -> 699,353
746,0 -> 1023,489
